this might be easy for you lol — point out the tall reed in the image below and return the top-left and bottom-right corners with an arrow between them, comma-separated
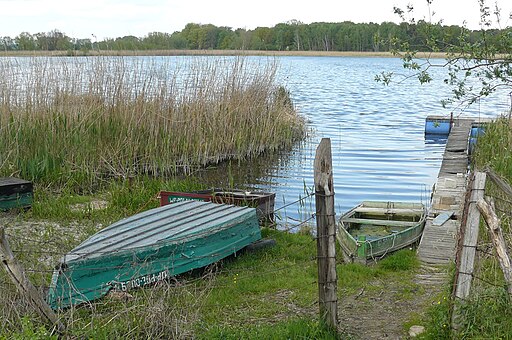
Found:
0,56 -> 305,191
473,115 -> 512,176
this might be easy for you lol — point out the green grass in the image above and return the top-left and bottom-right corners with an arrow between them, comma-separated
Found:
0,207 -> 424,339
467,115 -> 512,339
473,115 -> 512,176
16,176 -> 202,223
457,287 -> 512,338
201,319 -> 340,340
414,115 -> 512,339
378,247 -> 419,272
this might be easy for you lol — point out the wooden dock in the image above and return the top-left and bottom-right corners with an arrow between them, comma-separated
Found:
417,119 -> 474,264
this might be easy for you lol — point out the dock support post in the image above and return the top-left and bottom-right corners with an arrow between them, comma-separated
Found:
0,227 -> 65,334
314,138 -> 338,331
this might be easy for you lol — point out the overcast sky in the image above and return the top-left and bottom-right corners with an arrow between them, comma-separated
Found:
1,0 -> 511,40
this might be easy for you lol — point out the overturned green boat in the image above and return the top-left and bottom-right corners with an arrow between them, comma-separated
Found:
47,200 -> 261,310
337,201 -> 426,264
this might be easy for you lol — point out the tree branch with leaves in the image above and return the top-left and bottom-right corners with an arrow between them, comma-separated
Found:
376,0 -> 512,112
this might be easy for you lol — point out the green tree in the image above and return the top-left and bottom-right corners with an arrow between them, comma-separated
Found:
232,28 -> 250,49
217,28 -> 236,49
15,32 -> 36,50
168,32 -> 188,49
0,36 -> 16,51
273,23 -> 295,51
111,35 -> 140,50
252,27 -> 274,50
34,32 -> 49,50
142,32 -> 172,49
377,0 -> 512,110
181,23 -> 202,49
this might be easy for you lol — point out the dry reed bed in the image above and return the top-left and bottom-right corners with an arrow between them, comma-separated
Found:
0,56 -> 305,190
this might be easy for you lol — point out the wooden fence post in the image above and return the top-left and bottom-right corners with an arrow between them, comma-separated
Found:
0,227 -> 65,333
452,171 -> 486,330
477,197 -> 512,296
314,138 -> 338,331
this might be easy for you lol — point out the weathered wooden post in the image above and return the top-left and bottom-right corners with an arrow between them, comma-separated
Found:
0,227 -> 65,333
477,197 -> 512,296
314,138 -> 338,331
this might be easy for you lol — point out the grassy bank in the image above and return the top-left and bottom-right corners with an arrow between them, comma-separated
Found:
1,185 -> 423,339
0,56 -> 305,192
418,115 -> 512,339
461,115 -> 512,338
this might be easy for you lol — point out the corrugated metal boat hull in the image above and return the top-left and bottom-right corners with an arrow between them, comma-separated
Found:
47,200 -> 261,309
337,201 -> 426,264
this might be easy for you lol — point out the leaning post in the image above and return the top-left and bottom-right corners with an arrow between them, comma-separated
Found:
0,227 -> 65,333
314,138 -> 338,331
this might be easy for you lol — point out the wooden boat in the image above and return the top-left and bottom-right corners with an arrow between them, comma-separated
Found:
159,189 -> 275,222
0,177 -> 33,211
47,200 -> 261,309
337,201 -> 426,264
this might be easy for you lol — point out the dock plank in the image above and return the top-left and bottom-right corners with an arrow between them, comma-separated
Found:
418,118 -> 473,265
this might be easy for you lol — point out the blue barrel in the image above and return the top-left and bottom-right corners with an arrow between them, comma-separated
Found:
471,127 -> 485,137
425,119 -> 451,135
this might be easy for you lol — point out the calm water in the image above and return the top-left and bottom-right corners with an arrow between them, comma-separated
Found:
196,56 -> 509,227
5,55 -> 508,227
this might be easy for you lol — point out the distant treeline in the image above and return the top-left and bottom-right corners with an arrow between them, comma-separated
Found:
1,20 -> 506,53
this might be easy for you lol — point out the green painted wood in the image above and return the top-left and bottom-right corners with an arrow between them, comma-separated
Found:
337,201 -> 426,263
0,193 -> 33,210
0,177 -> 33,210
357,236 -> 367,261
47,201 -> 261,309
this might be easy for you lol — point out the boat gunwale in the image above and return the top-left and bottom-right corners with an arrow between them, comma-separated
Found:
337,201 -> 427,261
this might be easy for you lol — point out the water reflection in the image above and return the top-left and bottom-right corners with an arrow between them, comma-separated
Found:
191,56 -> 506,228
424,135 -> 448,145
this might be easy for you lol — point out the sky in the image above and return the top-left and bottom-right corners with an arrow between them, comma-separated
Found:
1,0 -> 511,40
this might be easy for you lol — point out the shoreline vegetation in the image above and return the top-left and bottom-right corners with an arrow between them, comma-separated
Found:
0,49 -> 450,58
0,56 -> 305,192
2,21 -> 506,56
1,47 -> 510,338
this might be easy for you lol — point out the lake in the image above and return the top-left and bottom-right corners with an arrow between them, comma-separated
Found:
3,55 -> 508,228
193,56 -> 508,228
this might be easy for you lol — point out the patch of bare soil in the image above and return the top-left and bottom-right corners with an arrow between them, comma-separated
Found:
69,199 -> 108,212
337,266 -> 446,339
0,213 -> 103,269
